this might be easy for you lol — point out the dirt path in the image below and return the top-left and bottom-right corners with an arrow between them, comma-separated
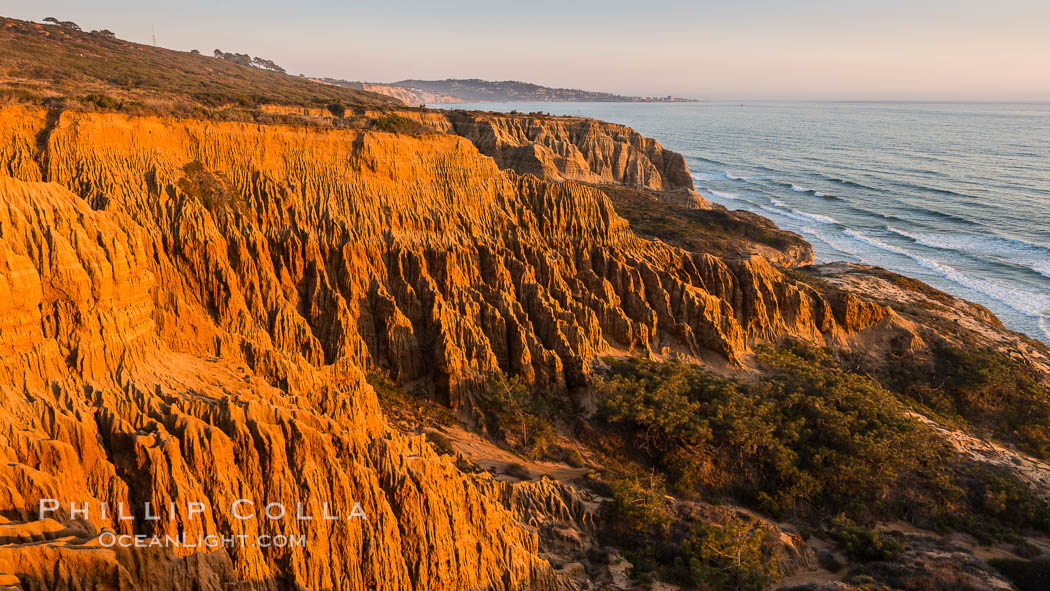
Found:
434,426 -> 591,483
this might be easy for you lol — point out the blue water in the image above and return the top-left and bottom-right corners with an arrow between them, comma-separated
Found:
435,101 -> 1050,343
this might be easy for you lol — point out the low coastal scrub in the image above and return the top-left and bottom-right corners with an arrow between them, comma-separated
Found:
598,470 -> 780,591
365,373 -> 458,428
828,514 -> 902,562
598,345 -> 944,521
675,517 -> 783,591
0,17 -> 389,114
594,343 -> 1050,554
369,113 -> 427,135
178,161 -> 234,213
602,184 -> 810,260
883,344 -> 1050,460
988,557 -> 1050,591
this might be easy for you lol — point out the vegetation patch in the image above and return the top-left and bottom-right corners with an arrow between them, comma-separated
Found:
597,468 -> 784,590
424,431 -> 456,456
988,557 -> 1050,591
365,373 -> 458,428
591,342 -> 1050,581
369,114 -> 427,135
675,517 -> 784,591
0,16 -> 394,118
177,161 -> 234,213
598,345 -> 945,520
602,183 -> 811,261
829,515 -> 902,562
883,344 -> 1050,460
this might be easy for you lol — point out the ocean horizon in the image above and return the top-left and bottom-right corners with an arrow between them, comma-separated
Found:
436,100 -> 1050,344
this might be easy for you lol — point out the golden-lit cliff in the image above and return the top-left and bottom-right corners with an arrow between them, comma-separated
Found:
0,103 -> 918,589
2,94 -> 1049,591
4,15 -> 1050,591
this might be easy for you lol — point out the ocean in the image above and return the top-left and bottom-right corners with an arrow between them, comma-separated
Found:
435,101 -> 1050,344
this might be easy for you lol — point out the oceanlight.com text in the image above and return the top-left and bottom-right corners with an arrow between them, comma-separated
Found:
98,532 -> 307,549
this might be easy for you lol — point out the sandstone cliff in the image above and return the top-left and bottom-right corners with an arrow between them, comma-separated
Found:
440,110 -> 708,208
0,104 -> 923,589
3,14 -> 1048,591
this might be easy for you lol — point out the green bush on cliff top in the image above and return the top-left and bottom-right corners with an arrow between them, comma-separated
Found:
884,344 -> 1050,460
596,343 -> 1050,540
599,344 -> 941,519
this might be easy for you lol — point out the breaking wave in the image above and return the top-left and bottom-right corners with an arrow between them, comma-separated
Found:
888,228 -> 1050,279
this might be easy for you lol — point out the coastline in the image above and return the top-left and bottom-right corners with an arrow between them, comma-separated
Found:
434,100 -> 1050,345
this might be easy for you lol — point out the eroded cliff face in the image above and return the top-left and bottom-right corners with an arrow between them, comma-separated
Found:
0,105 -> 917,590
0,178 -> 554,591
439,111 -> 708,208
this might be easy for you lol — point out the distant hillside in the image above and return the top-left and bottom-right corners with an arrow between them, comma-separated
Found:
314,78 -> 464,106
390,78 -> 694,103
0,17 -> 396,112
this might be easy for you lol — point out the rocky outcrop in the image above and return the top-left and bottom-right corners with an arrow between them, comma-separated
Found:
441,111 -> 708,207
810,262 -> 1050,377
0,104 -> 917,590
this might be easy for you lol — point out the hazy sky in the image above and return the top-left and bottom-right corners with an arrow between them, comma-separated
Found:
7,1 -> 1050,100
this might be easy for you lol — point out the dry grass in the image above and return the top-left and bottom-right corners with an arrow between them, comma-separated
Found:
0,17 -> 397,117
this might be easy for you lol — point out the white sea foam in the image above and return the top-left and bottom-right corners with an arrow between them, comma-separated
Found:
766,200 -> 837,224
788,184 -> 831,198
725,171 -> 744,180
806,227 -> 871,263
843,229 -> 911,256
691,172 -> 721,182
796,227 -> 1050,334
798,212 -> 840,226
888,227 -> 1050,279
845,229 -> 1050,320
705,189 -> 740,201
914,258 -> 1050,320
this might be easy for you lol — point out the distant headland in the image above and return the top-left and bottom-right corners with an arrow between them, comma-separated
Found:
316,77 -> 696,105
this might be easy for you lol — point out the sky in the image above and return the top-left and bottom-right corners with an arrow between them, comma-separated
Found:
7,0 -> 1050,100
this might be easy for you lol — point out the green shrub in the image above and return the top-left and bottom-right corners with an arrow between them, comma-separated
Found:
326,101 -> 345,117
369,114 -> 423,134
829,514 -> 902,562
365,373 -> 458,427
177,161 -> 233,212
677,517 -> 783,591
597,345 -> 943,519
884,345 -> 1050,460
0,89 -> 43,104
80,93 -> 121,109
480,374 -> 559,459
958,464 -> 1050,541
595,343 -> 1050,543
366,373 -> 405,404
601,471 -> 673,536
556,445 -> 586,467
